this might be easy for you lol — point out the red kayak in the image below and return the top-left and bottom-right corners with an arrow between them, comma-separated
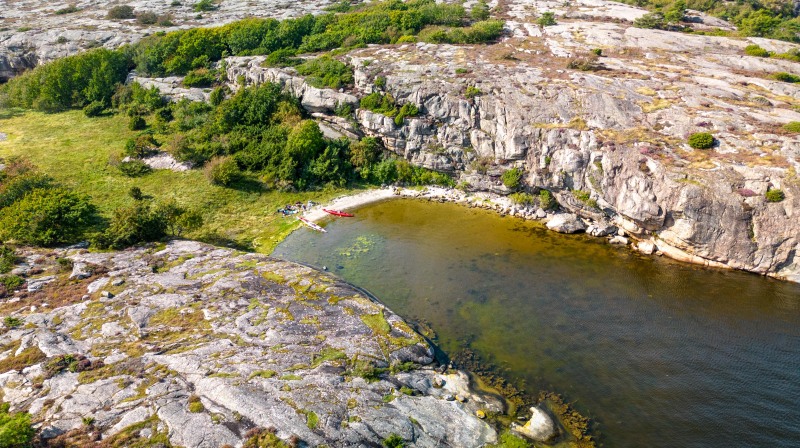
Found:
322,209 -> 354,217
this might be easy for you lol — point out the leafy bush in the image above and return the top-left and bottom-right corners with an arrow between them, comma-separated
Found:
539,189 -> 557,210
295,56 -> 354,89
183,68 -> 217,87
204,156 -> 242,186
119,160 -> 152,177
501,167 -> 523,189
633,12 -> 665,30
567,54 -> 603,71
55,5 -> 80,15
772,72 -> 800,83
107,5 -> 135,19
0,188 -> 96,246
765,189 -> 785,202
136,11 -> 159,25
537,12 -> 557,26
744,44 -> 770,57
0,172 -> 53,209
471,0 -> 490,21
687,132 -> 714,149
359,92 -> 419,125
0,402 -> 35,448
465,86 -> 482,99
0,48 -> 129,112
0,277 -> 23,293
783,121 -> 800,132
92,202 -> 167,249
572,189 -> 599,209
82,101 -> 106,117
509,192 -> 534,205
124,134 -> 158,158
209,86 -> 225,106
0,247 -> 16,274
383,434 -> 405,448
129,115 -> 146,131
194,0 -> 216,11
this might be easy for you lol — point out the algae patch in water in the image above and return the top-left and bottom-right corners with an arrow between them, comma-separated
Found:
337,234 -> 382,258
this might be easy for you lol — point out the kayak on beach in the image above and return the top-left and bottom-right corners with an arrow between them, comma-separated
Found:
299,217 -> 327,233
322,209 -> 355,217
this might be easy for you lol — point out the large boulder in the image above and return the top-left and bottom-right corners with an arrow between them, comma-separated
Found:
546,213 -> 586,234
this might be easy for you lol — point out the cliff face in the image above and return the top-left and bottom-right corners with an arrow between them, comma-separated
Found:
223,0 -> 799,282
0,241 -> 500,446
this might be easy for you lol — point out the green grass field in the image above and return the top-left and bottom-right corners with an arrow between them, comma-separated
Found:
0,109 -> 354,253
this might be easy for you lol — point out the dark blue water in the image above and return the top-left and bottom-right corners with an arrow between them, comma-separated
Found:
274,199 -> 800,447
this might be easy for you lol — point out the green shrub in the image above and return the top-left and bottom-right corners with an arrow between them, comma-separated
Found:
772,72 -> 800,83
537,12 -> 557,26
136,11 -> 159,25
0,402 -> 35,448
295,56 -> 354,89
501,167 -> 523,189
3,316 -> 23,328
119,160 -> 152,177
783,121 -> 800,132
744,44 -> 770,57
264,48 -> 301,67
129,115 -> 146,131
209,86 -> 225,106
107,5 -> 135,19
572,189 -> 599,209
204,156 -> 242,186
465,86 -> 482,99
687,132 -> 714,149
55,5 -> 80,15
374,76 -> 387,88
124,134 -> 158,158
471,0 -> 491,21
82,101 -> 106,117
92,202 -> 167,249
0,277 -> 23,294
765,189 -> 785,202
193,0 -> 216,12
383,434 -> 405,448
188,395 -> 204,413
0,172 -> 53,209
128,186 -> 144,201
633,12 -> 666,29
539,189 -> 557,210
509,192 -> 534,205
0,247 -> 16,274
0,188 -> 96,246
567,55 -> 602,71
0,48 -> 129,112
183,68 -> 217,87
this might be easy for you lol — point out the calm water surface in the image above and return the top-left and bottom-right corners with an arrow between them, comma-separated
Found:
273,199 -> 800,447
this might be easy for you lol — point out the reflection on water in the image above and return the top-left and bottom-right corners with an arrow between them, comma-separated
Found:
274,199 -> 800,447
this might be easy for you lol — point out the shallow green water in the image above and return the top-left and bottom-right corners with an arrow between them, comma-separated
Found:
274,199 -> 800,447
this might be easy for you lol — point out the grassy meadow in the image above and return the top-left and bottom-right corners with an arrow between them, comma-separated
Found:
0,109 -> 353,253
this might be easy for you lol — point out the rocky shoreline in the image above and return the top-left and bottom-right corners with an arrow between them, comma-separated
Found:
0,240 -> 581,447
303,185 -> 797,283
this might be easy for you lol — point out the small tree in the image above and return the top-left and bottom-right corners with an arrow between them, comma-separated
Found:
129,115 -> 146,131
